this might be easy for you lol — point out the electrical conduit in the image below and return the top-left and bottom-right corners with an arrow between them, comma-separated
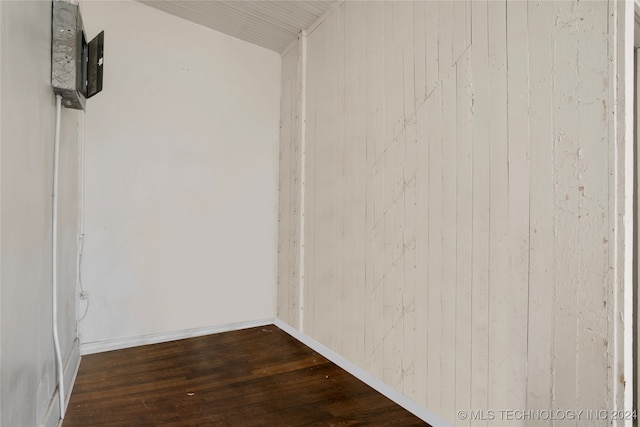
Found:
52,94 -> 65,419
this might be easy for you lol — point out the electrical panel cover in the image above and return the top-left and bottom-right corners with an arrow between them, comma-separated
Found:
52,1 -> 104,110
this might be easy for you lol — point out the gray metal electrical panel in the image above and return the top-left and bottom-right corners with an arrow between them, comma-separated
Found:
52,0 -> 104,110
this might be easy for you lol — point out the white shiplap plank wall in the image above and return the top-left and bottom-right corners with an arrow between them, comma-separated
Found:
277,1 -> 623,425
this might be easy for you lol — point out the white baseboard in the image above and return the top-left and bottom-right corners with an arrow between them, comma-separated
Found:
80,317 -> 275,355
41,337 -> 81,427
274,318 -> 452,427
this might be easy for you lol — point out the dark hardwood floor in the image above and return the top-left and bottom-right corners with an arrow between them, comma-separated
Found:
64,325 -> 429,426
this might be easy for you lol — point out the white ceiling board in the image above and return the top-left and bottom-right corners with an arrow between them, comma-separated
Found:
139,0 -> 338,53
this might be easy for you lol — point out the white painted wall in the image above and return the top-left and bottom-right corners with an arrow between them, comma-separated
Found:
0,1 -> 80,425
79,1 -> 281,346
278,1 -> 631,425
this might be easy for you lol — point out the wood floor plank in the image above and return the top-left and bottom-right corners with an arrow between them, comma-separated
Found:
64,326 -> 428,426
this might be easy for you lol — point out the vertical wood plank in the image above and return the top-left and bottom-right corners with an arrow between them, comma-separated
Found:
404,10 -> 420,399
392,131 -> 406,390
506,0 -> 530,418
440,66 -> 457,424
414,96 -> 429,408
382,183 -> 396,386
552,2 -> 580,422
277,54 -> 293,324
413,1 -> 426,109
452,0 -> 467,63
392,227 -> 405,389
438,0 -> 453,81
383,263 -> 395,384
487,0 -> 510,414
372,219 -> 385,380
381,1 -> 397,387
383,1 -> 394,156
354,1 -> 368,369
341,0 -> 368,367
342,0 -> 357,362
309,19 -> 323,342
371,0 -> 386,166
465,0 -> 472,50
376,1 -> 390,380
416,0 -> 432,411
304,27 -> 318,338
455,48 -> 472,427
290,40 -> 302,331
312,10 -> 339,349
365,0 -> 385,379
526,0 -> 555,418
384,2 -> 403,147
363,17 -> 375,373
396,1 -> 415,125
470,1 -> 490,425
334,5 -> 346,356
426,84 -> 443,415
575,0 -> 609,414
403,120 -> 418,399
425,0 -> 439,97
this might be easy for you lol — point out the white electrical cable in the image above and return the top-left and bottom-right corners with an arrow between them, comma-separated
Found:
76,110 -> 89,322
52,94 -> 65,419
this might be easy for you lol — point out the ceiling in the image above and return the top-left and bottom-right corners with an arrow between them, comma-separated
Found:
139,0 -> 338,53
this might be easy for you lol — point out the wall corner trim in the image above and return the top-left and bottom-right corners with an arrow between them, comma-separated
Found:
273,318 -> 453,427
296,29 -> 307,333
